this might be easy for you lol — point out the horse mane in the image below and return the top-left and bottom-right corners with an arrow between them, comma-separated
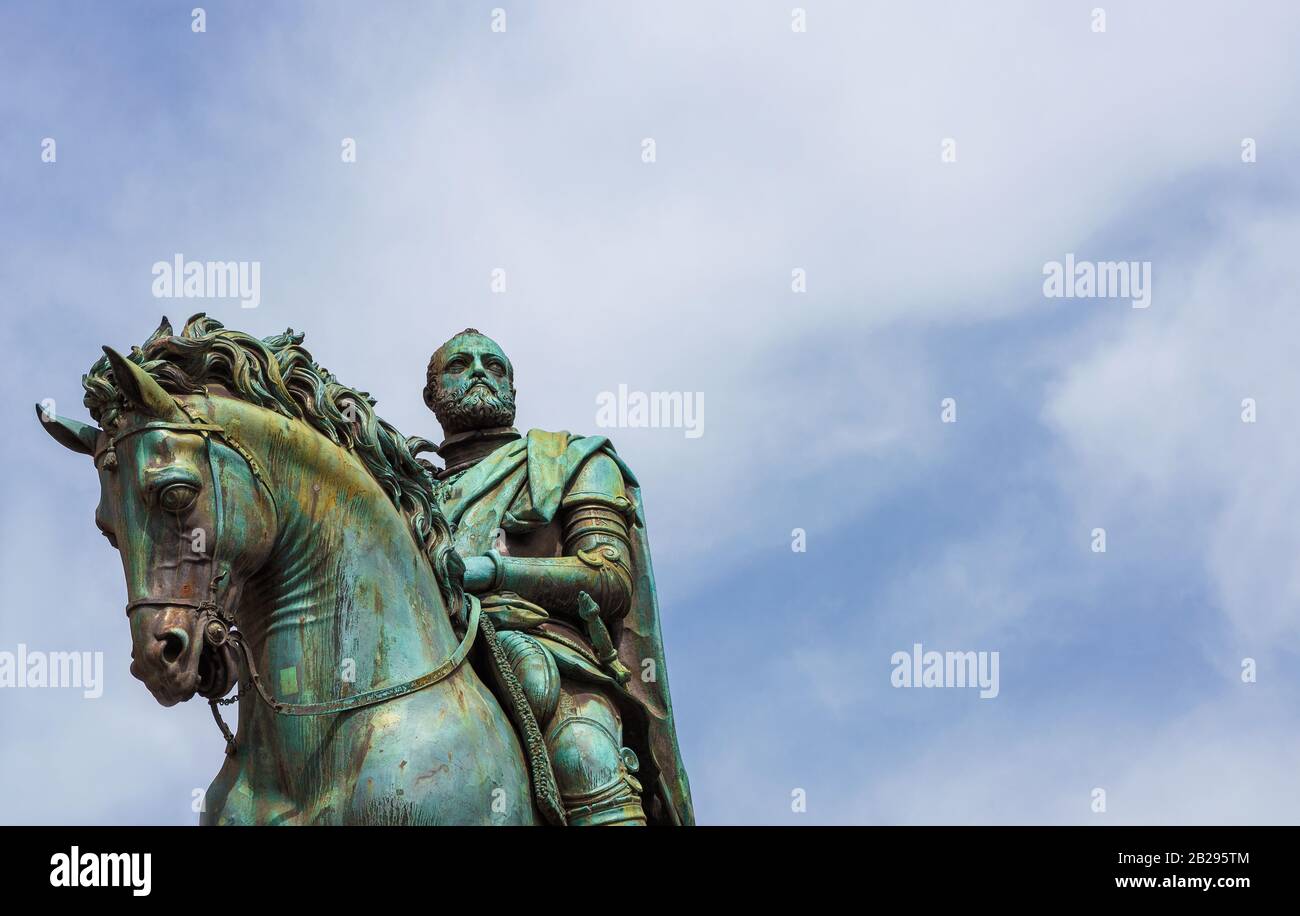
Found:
82,313 -> 465,613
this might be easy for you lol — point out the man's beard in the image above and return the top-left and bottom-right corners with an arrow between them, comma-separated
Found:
431,381 -> 516,436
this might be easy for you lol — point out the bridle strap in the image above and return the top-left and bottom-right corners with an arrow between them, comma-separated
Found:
109,414 -> 274,502
121,413 -> 232,621
126,597 -> 209,613
120,407 -> 239,623
113,420 -> 226,441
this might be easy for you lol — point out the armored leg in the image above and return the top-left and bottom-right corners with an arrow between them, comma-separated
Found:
494,630 -> 645,826
494,630 -> 561,724
546,685 -> 645,826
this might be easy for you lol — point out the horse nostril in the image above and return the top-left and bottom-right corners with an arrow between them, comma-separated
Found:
158,628 -> 190,665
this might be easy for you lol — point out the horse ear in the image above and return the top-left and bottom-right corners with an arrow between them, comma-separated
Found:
35,404 -> 98,456
101,346 -> 183,421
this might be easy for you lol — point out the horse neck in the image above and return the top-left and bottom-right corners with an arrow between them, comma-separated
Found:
215,397 -> 458,704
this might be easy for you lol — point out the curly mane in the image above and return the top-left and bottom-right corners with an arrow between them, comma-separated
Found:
82,313 -> 464,611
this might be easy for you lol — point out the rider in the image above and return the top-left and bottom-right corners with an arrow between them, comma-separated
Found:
422,329 -> 694,826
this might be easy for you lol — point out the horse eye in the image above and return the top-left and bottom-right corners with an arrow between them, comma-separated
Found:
158,483 -> 199,513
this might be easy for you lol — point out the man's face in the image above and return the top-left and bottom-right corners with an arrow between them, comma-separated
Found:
427,334 -> 516,435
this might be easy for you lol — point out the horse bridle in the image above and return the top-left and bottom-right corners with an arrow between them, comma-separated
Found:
106,398 -> 480,755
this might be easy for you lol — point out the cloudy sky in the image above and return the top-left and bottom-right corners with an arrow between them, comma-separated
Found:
3,1 -> 1299,824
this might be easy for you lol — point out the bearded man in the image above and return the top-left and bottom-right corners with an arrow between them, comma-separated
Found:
422,329 -> 694,826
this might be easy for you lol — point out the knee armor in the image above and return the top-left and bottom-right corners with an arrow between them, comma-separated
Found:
546,711 -> 645,827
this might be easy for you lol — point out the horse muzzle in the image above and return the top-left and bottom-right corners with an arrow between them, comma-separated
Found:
128,603 -> 210,706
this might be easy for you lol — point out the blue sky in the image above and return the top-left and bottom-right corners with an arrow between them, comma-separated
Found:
3,1 -> 1300,824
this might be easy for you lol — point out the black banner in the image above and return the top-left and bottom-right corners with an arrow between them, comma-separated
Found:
2,825 -> 1277,899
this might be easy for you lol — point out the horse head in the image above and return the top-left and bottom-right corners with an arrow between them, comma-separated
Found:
38,333 -> 278,706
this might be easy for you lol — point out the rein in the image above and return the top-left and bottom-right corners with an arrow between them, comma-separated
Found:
115,398 -> 479,755
230,594 -> 480,717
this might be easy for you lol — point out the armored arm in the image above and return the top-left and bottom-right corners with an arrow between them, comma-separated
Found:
463,452 -> 635,623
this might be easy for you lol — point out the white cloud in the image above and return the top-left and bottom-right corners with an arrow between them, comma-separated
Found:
1044,208 -> 1300,656
852,690 -> 1300,825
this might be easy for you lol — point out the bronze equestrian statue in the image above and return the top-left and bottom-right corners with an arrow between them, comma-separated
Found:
36,314 -> 693,825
